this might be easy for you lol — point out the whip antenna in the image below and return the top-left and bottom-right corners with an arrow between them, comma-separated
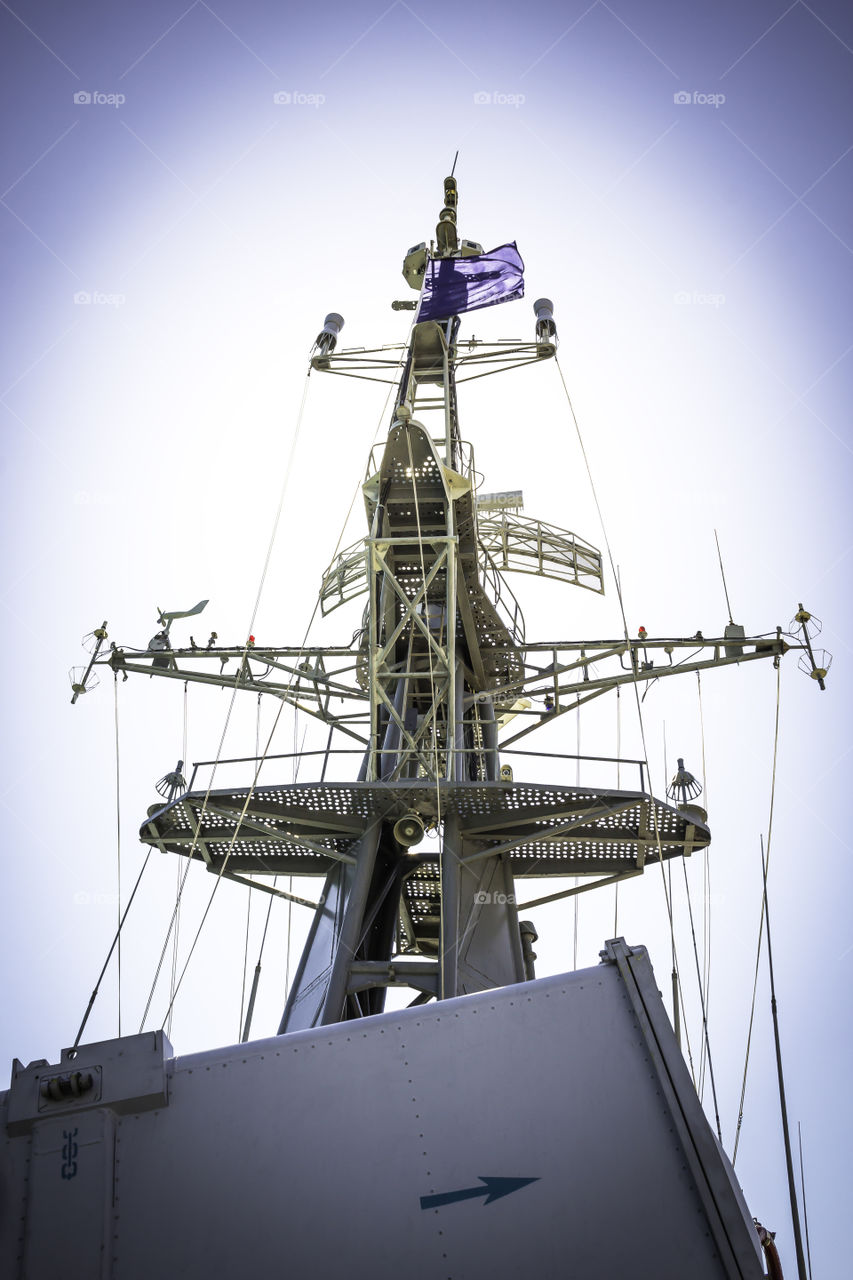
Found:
714,530 -> 734,625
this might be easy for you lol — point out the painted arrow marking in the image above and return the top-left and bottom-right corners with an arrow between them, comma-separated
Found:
420,1176 -> 539,1210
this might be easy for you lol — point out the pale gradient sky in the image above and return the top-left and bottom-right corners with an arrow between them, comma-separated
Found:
2,1 -> 851,1273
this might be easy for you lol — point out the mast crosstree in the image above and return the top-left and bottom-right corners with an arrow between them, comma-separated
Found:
74,177 -> 825,1033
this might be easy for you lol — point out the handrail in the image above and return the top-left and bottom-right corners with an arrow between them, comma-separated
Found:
184,746 -> 648,794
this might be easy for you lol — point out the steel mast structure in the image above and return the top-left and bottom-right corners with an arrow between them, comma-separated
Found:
3,176 -> 830,1280
70,175 -> 825,1036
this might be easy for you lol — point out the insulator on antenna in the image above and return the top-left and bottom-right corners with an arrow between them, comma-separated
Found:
798,649 -> 831,681
155,760 -> 186,802
667,757 -> 703,806
68,666 -> 99,697
791,606 -> 822,638
81,625 -> 108,655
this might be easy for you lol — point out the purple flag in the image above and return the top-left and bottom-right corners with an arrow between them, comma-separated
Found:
416,242 -> 524,323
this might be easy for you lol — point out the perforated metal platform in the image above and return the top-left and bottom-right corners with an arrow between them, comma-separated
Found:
141,781 -> 708,956
141,780 -> 708,874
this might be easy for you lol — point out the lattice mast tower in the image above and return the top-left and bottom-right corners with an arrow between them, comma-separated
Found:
78,175 -> 825,1037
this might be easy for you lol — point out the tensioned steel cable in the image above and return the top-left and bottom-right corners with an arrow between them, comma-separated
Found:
798,1121 -> 814,1280
114,672 -> 122,1036
732,661 -> 782,1164
166,682 -> 189,1040
71,672 -> 131,1049
238,693 -> 261,1039
553,353 -> 699,1089
72,849 -> 153,1050
573,704 -> 581,969
154,322 -> 417,1032
613,685 -> 622,936
665,702 -> 722,1131
679,830 -> 723,1143
696,671 -> 712,1100
75,324 -> 416,1040
241,723 -> 305,1043
139,366 -> 314,1032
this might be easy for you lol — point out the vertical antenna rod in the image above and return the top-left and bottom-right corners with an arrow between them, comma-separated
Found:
794,604 -> 827,691
761,835 -> 808,1280
714,530 -> 734,625
797,1122 -> 814,1280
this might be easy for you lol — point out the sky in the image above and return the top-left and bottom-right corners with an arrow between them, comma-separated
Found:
1,0 -> 851,1273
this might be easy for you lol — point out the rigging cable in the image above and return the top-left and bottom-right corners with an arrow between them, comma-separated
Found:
72,849 -> 154,1050
154,321 -> 418,1032
679,819 -> 723,1142
114,672 -> 122,1037
666,699 -> 721,1128
138,367 -> 314,1033
242,720 -> 306,1042
140,859 -> 193,1032
154,375 -> 314,1030
696,670 -> 712,1100
761,834 -> 809,1280
798,1122 -> 814,1280
241,717 -> 305,1042
553,354 -> 699,1092
613,684 -> 621,936
573,704 -> 580,969
239,693 -> 262,1039
83,324 -> 413,1039
167,682 -> 189,1040
732,662 -> 782,1164
286,708 -> 301,991
664,723 -> 679,1049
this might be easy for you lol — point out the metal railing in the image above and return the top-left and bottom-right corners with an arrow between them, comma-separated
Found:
172,746 -> 648,798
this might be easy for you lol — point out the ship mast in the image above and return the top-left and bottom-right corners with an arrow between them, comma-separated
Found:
71,175 -> 827,1036
282,175 -> 541,1019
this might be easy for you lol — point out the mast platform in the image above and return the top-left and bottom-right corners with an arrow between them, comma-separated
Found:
142,780 -> 709,958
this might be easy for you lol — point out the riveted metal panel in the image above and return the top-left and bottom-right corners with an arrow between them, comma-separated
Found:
2,950 -> 764,1280
23,1109 -> 114,1280
0,1113 -> 30,1280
